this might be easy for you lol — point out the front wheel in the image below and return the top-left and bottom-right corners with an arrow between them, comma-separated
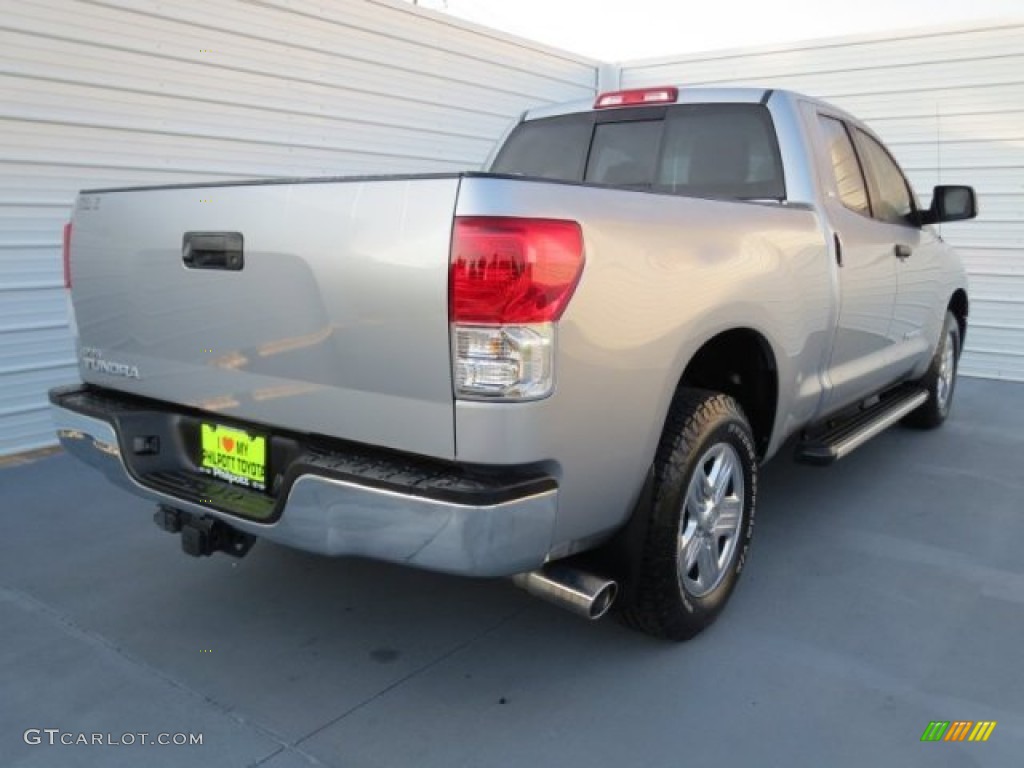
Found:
902,311 -> 961,429
618,389 -> 757,641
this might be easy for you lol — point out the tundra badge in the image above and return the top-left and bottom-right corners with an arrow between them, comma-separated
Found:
81,347 -> 141,379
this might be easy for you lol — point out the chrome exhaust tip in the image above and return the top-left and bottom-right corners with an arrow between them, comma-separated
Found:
512,564 -> 618,620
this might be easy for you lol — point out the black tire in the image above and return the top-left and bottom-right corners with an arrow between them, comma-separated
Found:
618,389 -> 757,641
902,311 -> 961,429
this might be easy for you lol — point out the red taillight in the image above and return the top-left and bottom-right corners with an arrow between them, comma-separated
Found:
62,221 -> 72,289
450,217 -> 584,325
594,86 -> 679,109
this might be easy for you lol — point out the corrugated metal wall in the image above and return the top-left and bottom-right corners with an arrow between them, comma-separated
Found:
620,20 -> 1024,382
3,8 -> 1021,457
0,0 -> 598,455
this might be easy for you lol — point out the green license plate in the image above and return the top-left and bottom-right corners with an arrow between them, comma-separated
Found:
199,423 -> 268,492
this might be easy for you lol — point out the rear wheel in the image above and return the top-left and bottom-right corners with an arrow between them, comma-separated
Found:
902,311 -> 960,429
618,389 -> 757,641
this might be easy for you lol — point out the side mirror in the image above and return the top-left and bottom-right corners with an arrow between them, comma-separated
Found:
920,185 -> 978,225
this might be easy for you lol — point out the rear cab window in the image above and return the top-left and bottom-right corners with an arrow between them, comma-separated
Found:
491,104 -> 786,201
490,113 -> 591,182
586,120 -> 662,188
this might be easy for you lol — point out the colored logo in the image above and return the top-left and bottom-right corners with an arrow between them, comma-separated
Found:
921,721 -> 996,742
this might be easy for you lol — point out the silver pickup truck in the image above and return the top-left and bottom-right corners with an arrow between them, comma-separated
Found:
50,86 -> 976,640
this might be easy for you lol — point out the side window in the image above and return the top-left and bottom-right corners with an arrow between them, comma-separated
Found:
585,120 -> 663,187
817,115 -> 870,215
853,129 -> 915,226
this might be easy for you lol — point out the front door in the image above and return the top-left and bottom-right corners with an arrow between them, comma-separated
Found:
850,126 -> 943,374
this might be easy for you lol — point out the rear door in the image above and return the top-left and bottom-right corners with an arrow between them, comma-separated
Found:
812,112 -> 903,410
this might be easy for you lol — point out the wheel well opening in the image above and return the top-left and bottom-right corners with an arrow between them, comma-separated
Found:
949,289 -> 969,347
679,329 -> 777,457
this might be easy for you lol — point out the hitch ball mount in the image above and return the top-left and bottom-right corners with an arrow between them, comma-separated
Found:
153,505 -> 256,559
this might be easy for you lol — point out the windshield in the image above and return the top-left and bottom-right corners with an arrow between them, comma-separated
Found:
491,103 -> 786,201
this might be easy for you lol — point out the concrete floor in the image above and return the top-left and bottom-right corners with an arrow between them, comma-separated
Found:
1,377 -> 1021,767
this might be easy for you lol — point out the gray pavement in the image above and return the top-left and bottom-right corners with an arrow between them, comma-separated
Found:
1,377 -> 1022,767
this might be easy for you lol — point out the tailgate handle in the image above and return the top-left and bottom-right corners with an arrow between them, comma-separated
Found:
182,232 -> 244,271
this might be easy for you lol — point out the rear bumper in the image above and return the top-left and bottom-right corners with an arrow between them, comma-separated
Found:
49,386 -> 558,577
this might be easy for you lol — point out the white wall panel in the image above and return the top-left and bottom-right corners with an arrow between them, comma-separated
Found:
2,4 -> 1020,457
621,20 -> 1024,381
0,0 -> 598,455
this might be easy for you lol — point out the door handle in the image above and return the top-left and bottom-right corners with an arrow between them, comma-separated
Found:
182,232 -> 244,271
894,243 -> 912,260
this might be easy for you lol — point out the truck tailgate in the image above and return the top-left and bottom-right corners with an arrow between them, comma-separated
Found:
70,176 -> 460,459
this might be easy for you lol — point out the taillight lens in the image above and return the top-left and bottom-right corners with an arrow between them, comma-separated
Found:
449,217 -> 584,400
62,221 -> 72,289
450,217 -> 584,325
